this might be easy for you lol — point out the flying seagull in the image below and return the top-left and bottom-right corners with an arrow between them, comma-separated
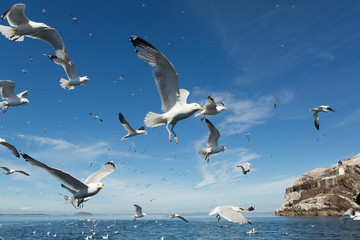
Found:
209,205 -> 252,224
199,119 -> 227,162
245,133 -> 251,141
0,3 -> 69,62
60,184 -> 91,209
0,80 -> 29,113
170,213 -> 188,223
309,105 -> 335,130
0,166 -> 29,176
70,14 -> 78,23
132,204 -> 147,221
21,152 -> 115,206
130,35 -> 203,144
89,113 -> 103,122
119,113 -> 147,141
274,102 -> 279,109
236,163 -> 252,175
48,55 -> 89,90
0,138 -> 20,158
195,96 -> 227,121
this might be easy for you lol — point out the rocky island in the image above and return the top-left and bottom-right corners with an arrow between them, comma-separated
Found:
276,153 -> 360,216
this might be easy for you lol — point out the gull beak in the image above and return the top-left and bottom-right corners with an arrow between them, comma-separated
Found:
100,185 -> 104,189
144,131 -> 148,135
199,107 -> 203,110
224,147 -> 227,150
26,99 -> 30,103
240,210 -> 244,213
46,25 -> 51,29
86,77 -> 90,81
224,108 -> 228,110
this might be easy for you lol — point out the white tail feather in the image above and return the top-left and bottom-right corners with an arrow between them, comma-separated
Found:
0,25 -> 19,40
199,147 -> 208,158
59,78 -> 74,90
63,196 -> 75,204
144,112 -> 166,127
195,111 -> 204,117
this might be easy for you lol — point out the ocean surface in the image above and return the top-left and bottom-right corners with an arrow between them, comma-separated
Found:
0,214 -> 359,240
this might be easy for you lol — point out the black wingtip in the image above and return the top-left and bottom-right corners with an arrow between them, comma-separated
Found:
105,161 -> 115,168
205,118 -> 210,124
19,151 -> 31,162
130,35 -> 159,51
138,126 -> 145,131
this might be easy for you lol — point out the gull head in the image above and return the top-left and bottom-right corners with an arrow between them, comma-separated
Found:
97,183 -> 104,190
191,103 -> 203,111
222,146 -> 227,151
21,99 -> 30,103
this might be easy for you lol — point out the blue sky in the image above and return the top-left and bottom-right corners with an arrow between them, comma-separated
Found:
0,0 -> 360,215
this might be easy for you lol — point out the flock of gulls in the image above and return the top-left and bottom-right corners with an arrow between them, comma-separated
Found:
0,2 -> 337,235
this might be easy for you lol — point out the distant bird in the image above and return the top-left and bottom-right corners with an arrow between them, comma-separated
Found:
195,96 -> 227,121
247,206 -> 255,211
22,68 -> 28,74
119,113 -> 147,141
236,163 -> 252,175
70,14 -> 78,23
41,7 -> 46,14
170,213 -> 188,223
21,152 -> 115,206
132,204 -> 147,221
28,56 -> 33,62
245,133 -> 251,141
0,138 -> 20,158
0,166 -> 29,176
118,74 -> 124,81
0,3 -> 69,62
316,134 -> 327,142
88,32 -> 93,38
246,228 -> 258,234
309,105 -> 335,130
130,35 -> 203,144
48,55 -> 89,90
209,205 -> 251,224
0,80 -> 29,113
199,119 -> 227,162
274,102 -> 279,109
89,113 -> 103,122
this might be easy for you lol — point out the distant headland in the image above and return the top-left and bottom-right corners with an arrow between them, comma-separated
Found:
276,153 -> 360,216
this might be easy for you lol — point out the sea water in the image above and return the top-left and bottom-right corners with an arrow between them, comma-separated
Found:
0,214 -> 359,240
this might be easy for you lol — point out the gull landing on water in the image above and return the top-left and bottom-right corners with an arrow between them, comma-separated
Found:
130,35 -> 203,144
195,96 -> 227,121
119,113 -> 147,141
309,105 -> 335,130
0,80 -> 29,113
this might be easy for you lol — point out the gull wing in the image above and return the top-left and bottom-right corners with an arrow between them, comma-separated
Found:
28,28 -> 69,62
237,163 -> 250,174
61,184 -> 77,195
1,4 -> 29,26
119,113 -> 135,133
21,152 -> 87,190
0,141 -> 20,158
0,166 -> 10,172
210,205 -> 251,224
134,204 -> 143,215
204,96 -> 216,111
14,170 -> 29,176
84,161 -> 115,184
16,90 -> 28,99
0,80 -> 16,99
176,214 -> 188,223
48,56 -> 78,80
313,112 -> 319,130
130,35 -> 179,112
205,119 -> 220,148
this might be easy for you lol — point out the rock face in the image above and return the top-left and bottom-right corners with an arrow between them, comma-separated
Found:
275,153 -> 360,216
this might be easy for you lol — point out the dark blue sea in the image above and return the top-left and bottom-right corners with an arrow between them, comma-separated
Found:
0,214 -> 359,240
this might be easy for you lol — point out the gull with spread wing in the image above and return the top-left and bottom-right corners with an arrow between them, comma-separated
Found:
209,205 -> 252,224
132,204 -> 147,221
309,105 -> 335,130
21,152 -> 115,206
119,113 -> 147,141
0,80 -> 29,113
195,96 -> 227,121
0,166 -> 29,176
169,213 -> 188,223
236,162 -> 252,175
199,119 -> 227,162
130,35 -> 203,144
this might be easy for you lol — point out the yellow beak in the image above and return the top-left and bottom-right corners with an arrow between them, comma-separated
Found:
224,147 -> 227,150
224,108 -> 228,110
100,185 -> 104,189
199,107 -> 203,110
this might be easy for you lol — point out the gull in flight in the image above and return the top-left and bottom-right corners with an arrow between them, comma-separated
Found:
119,113 -> 147,141
0,80 -> 29,113
0,166 -> 29,176
70,14 -> 78,23
0,3 -> 69,61
209,205 -> 252,224
199,119 -> 227,162
309,105 -> 335,130
236,163 -> 252,175
274,101 -> 279,109
21,152 -> 115,206
130,35 -> 203,144
0,138 -> 20,158
48,55 -> 89,90
195,96 -> 227,121
132,204 -> 147,221
245,133 -> 251,141
89,113 -> 103,122
59,184 -> 91,209
169,213 -> 188,223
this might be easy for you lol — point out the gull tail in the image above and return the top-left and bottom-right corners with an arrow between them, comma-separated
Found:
60,78 -> 74,90
198,147 -> 208,158
144,112 -> 166,127
63,196 -> 76,205
0,25 -> 23,41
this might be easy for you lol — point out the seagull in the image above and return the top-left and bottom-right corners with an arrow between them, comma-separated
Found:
60,184 -> 91,208
209,205 -> 252,224
274,102 -> 279,109
118,74 -> 124,81
247,206 -> 255,211
132,204 -> 147,221
309,105 -> 335,130
199,119 -> 227,162
48,55 -> 89,90
89,113 -> 103,122
195,96 -> 227,121
0,138 -> 20,158
70,14 -> 78,23
21,152 -> 115,206
169,214 -> 188,223
130,35 -> 203,144
119,113 -> 147,141
22,68 -> 28,74
0,80 -> 29,113
0,3 -> 69,61
236,163 -> 252,175
28,56 -> 33,62
0,166 -> 29,176
245,133 -> 251,141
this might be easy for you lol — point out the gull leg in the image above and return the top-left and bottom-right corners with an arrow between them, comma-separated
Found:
166,124 -> 172,142
2,107 -> 8,113
171,125 -> 178,144
200,115 -> 205,122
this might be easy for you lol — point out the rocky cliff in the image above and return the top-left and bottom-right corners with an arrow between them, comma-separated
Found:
275,153 -> 360,216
